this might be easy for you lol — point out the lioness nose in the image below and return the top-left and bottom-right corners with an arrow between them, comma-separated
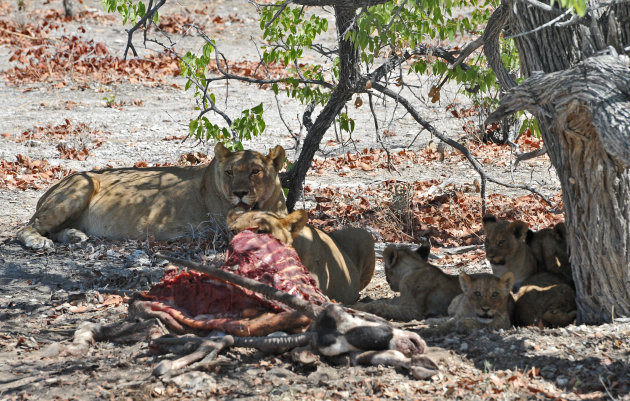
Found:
233,191 -> 248,198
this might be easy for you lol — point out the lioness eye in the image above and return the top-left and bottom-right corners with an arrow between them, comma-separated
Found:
250,168 -> 261,176
497,240 -> 505,246
225,170 -> 233,177
474,291 -> 482,297
492,291 -> 499,298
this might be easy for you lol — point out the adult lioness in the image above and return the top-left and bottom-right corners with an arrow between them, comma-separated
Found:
513,272 -> 576,328
527,223 -> 573,285
17,143 -> 287,250
352,243 -> 462,321
482,214 -> 537,289
446,272 -> 515,332
226,209 -> 376,304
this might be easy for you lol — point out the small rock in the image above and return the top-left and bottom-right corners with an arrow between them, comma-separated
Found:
307,366 -> 337,385
125,250 -> 151,267
168,371 -> 216,390
105,249 -> 119,258
459,342 -> 468,352
266,367 -> 293,379
290,347 -> 318,365
522,339 -> 537,350
556,375 -> 569,386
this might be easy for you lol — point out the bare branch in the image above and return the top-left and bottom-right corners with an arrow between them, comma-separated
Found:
371,82 -> 556,210
123,0 -> 166,59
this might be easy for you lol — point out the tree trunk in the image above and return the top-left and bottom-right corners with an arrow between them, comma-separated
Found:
282,5 -> 361,210
63,0 -> 74,18
490,0 -> 630,323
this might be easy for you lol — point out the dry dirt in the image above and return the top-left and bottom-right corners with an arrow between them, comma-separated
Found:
0,1 -> 629,400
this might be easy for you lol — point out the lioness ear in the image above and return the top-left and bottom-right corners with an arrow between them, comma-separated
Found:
510,220 -> 529,241
554,222 -> 567,242
482,214 -> 497,228
500,271 -> 515,292
214,142 -> 231,160
268,145 -> 286,172
383,246 -> 398,269
459,272 -> 472,293
282,210 -> 308,238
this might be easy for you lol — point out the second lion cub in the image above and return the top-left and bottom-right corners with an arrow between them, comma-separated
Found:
352,242 -> 461,321
447,271 -> 515,332
483,214 -> 537,289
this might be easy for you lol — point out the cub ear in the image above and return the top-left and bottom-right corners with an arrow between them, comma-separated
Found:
415,240 -> 431,261
268,145 -> 286,172
214,142 -> 231,160
458,272 -> 472,293
226,208 -> 244,225
383,245 -> 399,269
282,210 -> 308,238
554,222 -> 567,242
482,214 -> 497,228
510,220 -> 529,241
500,271 -> 515,292
525,229 -> 535,245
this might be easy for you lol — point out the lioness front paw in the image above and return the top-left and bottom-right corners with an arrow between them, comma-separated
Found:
17,227 -> 55,251
24,236 -> 55,251
55,228 -> 88,244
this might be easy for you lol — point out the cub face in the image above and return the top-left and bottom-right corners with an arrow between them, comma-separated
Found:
482,214 -> 535,287
226,209 -> 308,245
383,241 -> 430,292
215,143 -> 286,211
459,271 -> 514,324
483,215 -> 529,266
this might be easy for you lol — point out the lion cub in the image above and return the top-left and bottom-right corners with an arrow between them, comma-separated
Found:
351,243 -> 462,321
226,209 -> 375,305
527,223 -> 573,285
483,214 -> 537,289
447,272 -> 515,332
513,272 -> 576,328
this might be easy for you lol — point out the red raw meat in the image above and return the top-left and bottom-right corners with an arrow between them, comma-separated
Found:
135,230 -> 329,336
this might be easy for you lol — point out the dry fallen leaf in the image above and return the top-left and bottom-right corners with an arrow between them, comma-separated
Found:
428,85 -> 441,103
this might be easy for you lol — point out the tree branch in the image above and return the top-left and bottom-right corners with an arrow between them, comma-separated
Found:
123,0 -> 166,59
372,82 -> 556,210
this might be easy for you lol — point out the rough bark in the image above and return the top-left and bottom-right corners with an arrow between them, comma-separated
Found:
63,0 -> 74,18
489,0 -> 630,323
282,5 -> 361,210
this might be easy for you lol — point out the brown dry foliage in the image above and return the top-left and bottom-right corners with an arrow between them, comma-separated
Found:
0,155 -> 73,190
4,35 -> 180,85
14,119 -> 106,143
307,180 -> 563,248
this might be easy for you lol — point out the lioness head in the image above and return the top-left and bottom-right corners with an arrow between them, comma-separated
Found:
383,241 -> 430,292
226,209 -> 308,245
214,142 -> 286,212
459,271 -> 514,324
